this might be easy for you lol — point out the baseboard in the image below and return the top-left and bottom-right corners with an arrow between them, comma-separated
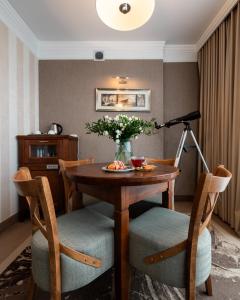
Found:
0,213 -> 18,233
175,195 -> 194,202
0,236 -> 31,274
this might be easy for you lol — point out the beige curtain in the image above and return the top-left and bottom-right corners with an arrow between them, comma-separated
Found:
198,2 -> 240,234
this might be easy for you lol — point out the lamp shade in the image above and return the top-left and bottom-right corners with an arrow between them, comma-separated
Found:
96,0 -> 155,31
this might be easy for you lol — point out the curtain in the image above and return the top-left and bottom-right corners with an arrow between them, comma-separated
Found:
198,2 -> 240,234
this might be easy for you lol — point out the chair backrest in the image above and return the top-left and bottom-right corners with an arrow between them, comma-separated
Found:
59,158 -> 94,212
145,157 -> 177,209
13,168 -> 60,282
187,165 -> 231,284
14,167 -> 35,219
13,168 -> 61,292
145,157 -> 176,166
188,165 -> 231,239
13,167 -> 59,243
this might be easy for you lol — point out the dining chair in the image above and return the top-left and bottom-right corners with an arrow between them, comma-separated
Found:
13,167 -> 114,300
59,159 -> 114,218
145,157 -> 176,207
129,157 -> 176,218
129,165 -> 232,299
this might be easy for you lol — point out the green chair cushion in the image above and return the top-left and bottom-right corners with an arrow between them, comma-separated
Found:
87,201 -> 114,219
130,207 -> 211,288
143,193 -> 162,204
32,208 -> 114,293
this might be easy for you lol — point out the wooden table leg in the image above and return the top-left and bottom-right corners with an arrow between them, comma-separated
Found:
114,202 -> 130,300
162,180 -> 175,210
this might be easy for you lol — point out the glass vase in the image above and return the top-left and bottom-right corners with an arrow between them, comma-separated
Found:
115,140 -> 133,164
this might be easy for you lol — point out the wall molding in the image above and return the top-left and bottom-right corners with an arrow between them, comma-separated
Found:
1,0 -> 237,59
0,0 -> 38,55
164,45 -> 197,62
38,41 -> 167,60
38,41 -> 198,62
196,0 -> 239,50
0,1 -> 197,61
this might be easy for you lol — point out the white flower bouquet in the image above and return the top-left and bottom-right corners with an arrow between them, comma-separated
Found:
85,114 -> 155,143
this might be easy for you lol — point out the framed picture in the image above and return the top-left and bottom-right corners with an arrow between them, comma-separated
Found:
96,88 -> 151,112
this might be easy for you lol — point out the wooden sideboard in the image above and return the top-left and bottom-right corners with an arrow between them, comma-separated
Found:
17,135 -> 78,220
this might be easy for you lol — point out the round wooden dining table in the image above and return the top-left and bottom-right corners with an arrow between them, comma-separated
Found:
66,162 -> 179,300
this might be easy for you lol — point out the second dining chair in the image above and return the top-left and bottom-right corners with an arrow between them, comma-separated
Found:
144,157 -> 176,208
129,158 -> 176,218
129,165 -> 231,299
59,159 -> 114,218
13,167 -> 114,300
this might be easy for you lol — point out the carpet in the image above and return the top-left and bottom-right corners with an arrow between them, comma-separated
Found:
0,223 -> 239,299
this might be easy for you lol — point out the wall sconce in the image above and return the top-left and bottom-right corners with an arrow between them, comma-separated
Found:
114,76 -> 129,84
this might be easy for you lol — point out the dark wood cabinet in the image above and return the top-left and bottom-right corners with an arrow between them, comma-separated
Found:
17,135 -> 78,219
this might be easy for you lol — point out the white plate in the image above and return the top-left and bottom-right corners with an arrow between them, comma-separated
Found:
102,166 -> 135,173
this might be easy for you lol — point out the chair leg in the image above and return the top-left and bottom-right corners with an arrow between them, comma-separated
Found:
50,293 -> 60,300
205,275 -> 213,296
27,275 -> 36,300
111,267 -> 116,300
128,267 -> 132,298
186,282 -> 196,300
51,289 -> 61,300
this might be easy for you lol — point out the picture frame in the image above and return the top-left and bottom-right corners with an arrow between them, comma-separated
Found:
96,88 -> 151,112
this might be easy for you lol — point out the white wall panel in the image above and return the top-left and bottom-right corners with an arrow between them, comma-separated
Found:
23,45 -> 30,134
8,30 -> 18,215
16,39 -> 24,135
34,56 -> 39,131
0,20 -> 39,223
0,22 -> 10,221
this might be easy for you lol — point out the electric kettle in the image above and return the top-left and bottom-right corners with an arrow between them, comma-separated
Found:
48,123 -> 63,135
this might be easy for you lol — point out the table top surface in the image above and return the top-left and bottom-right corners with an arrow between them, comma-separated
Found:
66,162 -> 179,186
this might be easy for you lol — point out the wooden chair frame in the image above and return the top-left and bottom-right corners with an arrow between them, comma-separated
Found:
13,167 -> 101,300
59,158 -> 94,213
145,157 -> 176,166
143,165 -> 232,299
145,157 -> 176,209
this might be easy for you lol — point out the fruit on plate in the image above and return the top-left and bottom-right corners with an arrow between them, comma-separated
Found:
107,160 -> 126,170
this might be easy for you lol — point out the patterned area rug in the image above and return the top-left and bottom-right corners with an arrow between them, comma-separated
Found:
0,227 -> 239,299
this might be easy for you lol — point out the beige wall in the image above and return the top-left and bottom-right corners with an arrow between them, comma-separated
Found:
39,60 -> 164,162
163,63 -> 199,195
39,60 -> 199,196
0,20 -> 39,223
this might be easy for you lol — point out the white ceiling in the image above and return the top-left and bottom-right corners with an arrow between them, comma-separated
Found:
7,0 -> 227,43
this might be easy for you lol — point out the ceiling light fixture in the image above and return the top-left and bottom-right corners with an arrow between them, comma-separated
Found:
96,0 -> 155,31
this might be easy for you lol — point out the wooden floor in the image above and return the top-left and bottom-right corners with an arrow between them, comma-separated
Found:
0,220 -> 31,273
0,201 -> 239,274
